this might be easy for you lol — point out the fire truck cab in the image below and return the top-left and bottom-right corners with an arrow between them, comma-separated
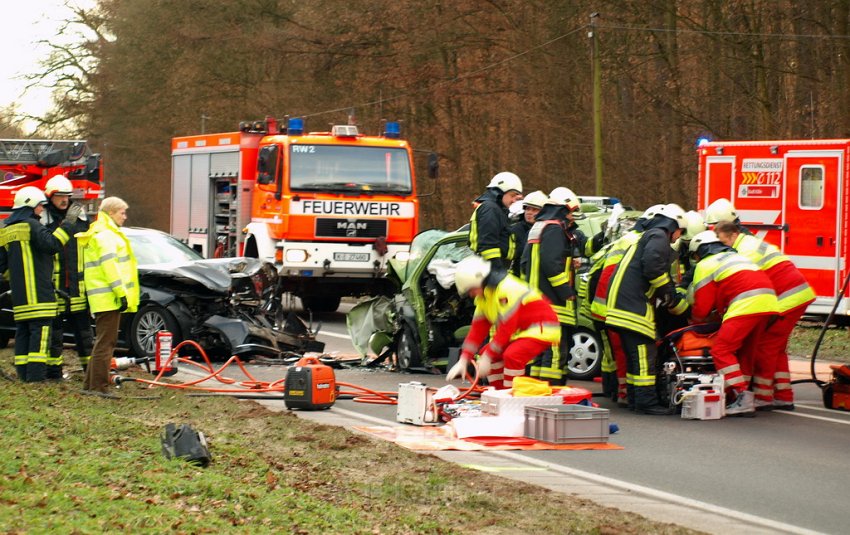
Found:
0,138 -> 103,218
697,138 -> 850,316
171,117 -> 434,313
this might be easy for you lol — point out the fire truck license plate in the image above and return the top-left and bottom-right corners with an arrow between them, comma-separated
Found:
334,252 -> 370,262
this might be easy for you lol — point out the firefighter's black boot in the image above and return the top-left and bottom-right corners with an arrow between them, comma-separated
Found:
626,384 -> 636,411
601,371 -> 615,399
15,364 -> 27,382
634,385 -> 673,415
46,364 -> 64,381
26,362 -> 47,382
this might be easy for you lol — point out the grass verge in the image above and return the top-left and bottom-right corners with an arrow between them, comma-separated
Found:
788,321 -> 849,364
0,352 -> 697,534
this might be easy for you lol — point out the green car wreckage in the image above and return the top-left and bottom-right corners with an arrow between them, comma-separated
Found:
347,203 -> 641,380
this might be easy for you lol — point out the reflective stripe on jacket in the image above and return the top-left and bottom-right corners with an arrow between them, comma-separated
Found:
522,219 -> 577,325
0,208 -> 69,321
732,234 -> 815,314
689,251 -> 778,322
77,212 -> 140,314
604,228 -> 674,339
469,190 -> 515,264
460,274 -> 560,360
590,229 -> 641,321
43,203 -> 91,313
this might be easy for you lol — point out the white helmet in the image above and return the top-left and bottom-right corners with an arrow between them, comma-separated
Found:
641,204 -> 665,220
45,174 -> 73,197
656,203 -> 687,229
688,230 -> 721,255
13,186 -> 48,209
487,172 -> 523,194
522,190 -> 548,209
704,198 -> 737,225
546,186 -> 580,212
682,210 -> 707,241
455,255 -> 491,295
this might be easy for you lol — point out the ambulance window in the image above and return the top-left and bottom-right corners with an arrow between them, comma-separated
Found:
799,165 -> 824,209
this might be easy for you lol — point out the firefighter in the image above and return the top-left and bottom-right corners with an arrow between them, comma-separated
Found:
714,221 -> 814,410
41,175 -> 94,376
77,197 -> 140,395
604,203 -> 688,415
687,230 -> 779,416
0,186 -> 79,382
704,198 -> 753,235
590,204 -> 662,405
446,255 -> 560,389
509,190 -> 547,276
519,187 -> 583,384
469,171 -> 523,270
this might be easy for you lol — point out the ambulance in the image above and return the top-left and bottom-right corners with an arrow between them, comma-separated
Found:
697,138 -> 850,316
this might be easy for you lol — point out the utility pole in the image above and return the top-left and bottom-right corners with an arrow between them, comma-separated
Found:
201,114 -> 210,134
590,13 -> 603,196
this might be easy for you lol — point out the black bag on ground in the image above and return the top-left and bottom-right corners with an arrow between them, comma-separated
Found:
161,423 -> 211,467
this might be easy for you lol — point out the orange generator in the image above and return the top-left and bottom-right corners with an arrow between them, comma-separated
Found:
284,356 -> 336,410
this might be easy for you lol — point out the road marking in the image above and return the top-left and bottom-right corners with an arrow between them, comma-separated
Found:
780,411 -> 850,425
491,450 -> 823,535
320,330 -> 352,340
461,464 -> 547,473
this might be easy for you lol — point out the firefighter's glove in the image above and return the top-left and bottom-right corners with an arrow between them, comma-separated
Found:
657,289 -> 676,308
476,353 -> 492,378
62,204 -> 83,227
446,355 -> 471,382
117,296 -> 128,313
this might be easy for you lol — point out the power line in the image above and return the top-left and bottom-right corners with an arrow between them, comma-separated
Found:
301,25 -> 588,119
598,22 -> 850,40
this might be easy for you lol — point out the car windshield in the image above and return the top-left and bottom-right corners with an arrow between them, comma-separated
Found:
126,230 -> 204,266
289,145 -> 412,193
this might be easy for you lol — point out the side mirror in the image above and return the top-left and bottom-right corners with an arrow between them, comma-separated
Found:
427,152 -> 439,179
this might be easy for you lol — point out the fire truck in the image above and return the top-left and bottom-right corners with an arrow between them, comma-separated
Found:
697,138 -> 850,316
0,138 -> 103,217
171,117 -> 435,313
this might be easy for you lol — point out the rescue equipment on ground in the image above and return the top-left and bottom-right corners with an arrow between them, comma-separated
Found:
110,356 -> 152,371
822,364 -> 850,411
396,382 -> 441,425
657,324 -> 719,412
154,330 -> 176,377
161,423 -> 211,467
524,405 -> 610,444
283,356 -> 336,410
678,375 -> 725,420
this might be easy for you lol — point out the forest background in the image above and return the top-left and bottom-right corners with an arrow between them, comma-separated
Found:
2,0 -> 850,232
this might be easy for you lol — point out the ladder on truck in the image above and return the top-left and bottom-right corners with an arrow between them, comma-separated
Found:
0,139 -> 89,165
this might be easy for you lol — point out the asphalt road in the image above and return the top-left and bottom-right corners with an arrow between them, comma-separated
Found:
183,304 -> 850,534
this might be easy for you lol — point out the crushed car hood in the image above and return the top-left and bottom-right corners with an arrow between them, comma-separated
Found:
139,257 -> 270,294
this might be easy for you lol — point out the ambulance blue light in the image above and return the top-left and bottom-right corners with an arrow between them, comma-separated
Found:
696,137 -> 711,147
384,121 -> 401,139
288,118 -> 304,135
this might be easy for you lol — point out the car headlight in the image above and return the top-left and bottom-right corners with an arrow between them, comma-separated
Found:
285,249 -> 308,263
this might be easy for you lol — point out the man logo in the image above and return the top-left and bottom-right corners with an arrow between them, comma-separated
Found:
337,220 -> 367,237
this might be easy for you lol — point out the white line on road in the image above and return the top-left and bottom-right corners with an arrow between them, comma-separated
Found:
320,330 -> 352,340
779,410 -> 850,425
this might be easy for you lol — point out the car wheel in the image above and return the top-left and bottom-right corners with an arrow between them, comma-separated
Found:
396,324 -> 422,371
129,304 -> 181,359
301,295 -> 341,313
566,327 -> 602,380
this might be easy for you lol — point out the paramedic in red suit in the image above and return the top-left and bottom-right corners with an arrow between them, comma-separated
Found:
687,230 -> 779,416
715,221 -> 815,411
446,255 -> 561,389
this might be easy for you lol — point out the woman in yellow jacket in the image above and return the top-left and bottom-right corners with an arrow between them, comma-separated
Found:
77,197 -> 139,394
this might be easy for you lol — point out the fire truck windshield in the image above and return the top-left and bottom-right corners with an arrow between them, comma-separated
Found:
289,145 -> 412,194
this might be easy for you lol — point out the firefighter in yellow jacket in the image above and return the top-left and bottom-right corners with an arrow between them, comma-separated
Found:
77,197 -> 139,394
447,255 -> 561,389
0,187 -> 79,381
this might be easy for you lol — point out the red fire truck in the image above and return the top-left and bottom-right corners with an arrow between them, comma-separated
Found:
171,117 -> 435,312
697,138 -> 850,316
0,138 -> 103,218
